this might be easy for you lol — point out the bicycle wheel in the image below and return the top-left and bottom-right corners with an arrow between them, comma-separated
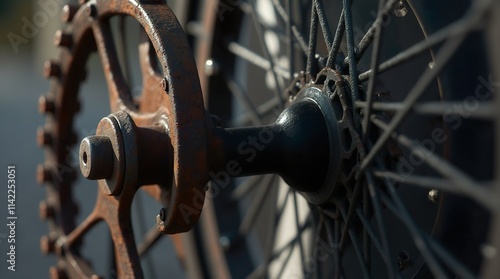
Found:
185,0 -> 500,278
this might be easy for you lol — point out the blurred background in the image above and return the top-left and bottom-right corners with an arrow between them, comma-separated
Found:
0,1 -> 186,278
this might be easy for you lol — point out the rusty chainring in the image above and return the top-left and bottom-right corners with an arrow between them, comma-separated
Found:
38,0 -> 209,277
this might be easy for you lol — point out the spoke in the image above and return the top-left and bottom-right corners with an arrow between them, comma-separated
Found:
342,0 -> 361,103
227,41 -> 290,80
286,0 -> 294,82
293,192 -> 307,277
231,175 -> 264,201
249,0 -> 286,111
339,179 -> 364,250
358,28 -> 470,178
356,101 -> 495,119
346,0 -> 399,65
373,170 -> 480,194
362,186 -> 371,270
326,11 -> 345,69
338,204 -> 372,279
137,226 -> 163,257
377,184 -> 475,279
233,95 -> 281,126
358,4 -> 486,82
368,162 -> 449,279
362,0 -> 387,138
365,170 -> 400,279
314,0 -> 333,52
325,218 -> 341,279
355,206 -> 383,260
238,175 -> 274,235
261,176 -> 279,278
92,21 -> 132,109
225,78 -> 263,126
270,0 -> 309,54
371,116 -> 498,210
306,3 -> 319,79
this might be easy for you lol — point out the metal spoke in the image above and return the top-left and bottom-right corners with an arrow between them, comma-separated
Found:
362,0 -> 388,138
225,78 -> 263,126
370,116 -> 498,210
233,96 -> 281,126
365,170 -> 399,279
377,185 -> 475,279
346,0 -> 399,65
249,0 -> 286,111
315,0 -> 333,52
306,4 -> 319,79
293,192 -> 307,277
342,0 -> 361,104
357,28 -> 470,178
261,176 -> 279,278
356,101 -> 495,119
238,175 -> 275,235
338,204 -> 373,279
326,11 -> 345,69
137,226 -> 163,257
339,179 -> 364,250
358,3 -> 486,82
368,163 -> 449,278
271,0 -> 309,54
227,41 -> 291,80
231,175 -> 264,201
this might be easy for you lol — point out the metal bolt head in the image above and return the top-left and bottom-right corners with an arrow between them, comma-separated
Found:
204,59 -> 219,76
159,207 -> 167,221
428,189 -> 440,203
393,0 -> 408,17
397,250 -> 411,270
86,4 -> 97,18
161,77 -> 169,92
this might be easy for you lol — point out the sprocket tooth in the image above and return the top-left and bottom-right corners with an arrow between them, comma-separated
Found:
43,60 -> 61,79
39,95 -> 56,114
37,127 -> 53,147
54,30 -> 73,48
37,164 -> 53,185
61,5 -> 78,23
39,200 -> 56,221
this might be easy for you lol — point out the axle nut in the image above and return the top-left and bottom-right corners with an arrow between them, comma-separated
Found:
79,136 -> 113,180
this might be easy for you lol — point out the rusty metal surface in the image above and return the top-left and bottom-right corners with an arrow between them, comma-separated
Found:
38,0 -> 208,277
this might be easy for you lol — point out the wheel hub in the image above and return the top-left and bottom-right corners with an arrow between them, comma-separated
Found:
80,85 -> 351,232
